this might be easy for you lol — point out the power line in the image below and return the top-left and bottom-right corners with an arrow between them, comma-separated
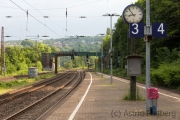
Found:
4,25 -> 40,36
23,0 -> 75,36
67,0 -> 104,9
9,0 -> 62,37
2,0 -> 104,10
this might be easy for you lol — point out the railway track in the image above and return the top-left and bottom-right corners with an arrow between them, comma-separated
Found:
0,70 -> 85,120
0,72 -> 70,104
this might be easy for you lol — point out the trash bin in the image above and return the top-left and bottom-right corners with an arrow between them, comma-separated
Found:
148,87 -> 159,115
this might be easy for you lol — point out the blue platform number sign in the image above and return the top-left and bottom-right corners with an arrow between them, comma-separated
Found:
152,23 -> 167,38
129,23 -> 144,38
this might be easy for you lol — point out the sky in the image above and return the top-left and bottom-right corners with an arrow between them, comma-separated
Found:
0,0 -> 137,41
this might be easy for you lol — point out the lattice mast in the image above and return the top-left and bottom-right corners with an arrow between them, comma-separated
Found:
1,27 -> 4,75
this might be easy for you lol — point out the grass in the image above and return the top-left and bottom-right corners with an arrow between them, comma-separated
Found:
177,86 -> 180,91
123,88 -> 145,101
0,73 -> 55,95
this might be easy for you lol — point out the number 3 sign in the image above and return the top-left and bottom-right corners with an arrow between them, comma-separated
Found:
129,23 -> 144,38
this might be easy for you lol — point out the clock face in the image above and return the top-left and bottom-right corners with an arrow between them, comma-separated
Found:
123,5 -> 143,23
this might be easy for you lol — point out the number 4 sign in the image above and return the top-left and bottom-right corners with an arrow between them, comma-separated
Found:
152,23 -> 167,38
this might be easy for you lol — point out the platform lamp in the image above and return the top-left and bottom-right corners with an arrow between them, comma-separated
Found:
76,33 -> 86,68
102,13 -> 120,84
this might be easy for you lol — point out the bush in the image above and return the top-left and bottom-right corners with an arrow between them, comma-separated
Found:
6,63 -> 17,74
5,83 -> 13,87
151,61 -> 180,88
17,70 -> 28,75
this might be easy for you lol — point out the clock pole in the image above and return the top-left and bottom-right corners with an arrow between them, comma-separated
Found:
146,0 -> 152,112
131,36 -> 136,100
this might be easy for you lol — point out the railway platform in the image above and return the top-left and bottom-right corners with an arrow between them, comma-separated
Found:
39,72 -> 180,120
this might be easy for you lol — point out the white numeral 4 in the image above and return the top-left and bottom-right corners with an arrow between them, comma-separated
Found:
158,23 -> 165,34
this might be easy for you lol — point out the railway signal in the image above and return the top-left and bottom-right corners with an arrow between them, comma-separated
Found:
86,53 -> 89,62
71,50 -> 74,60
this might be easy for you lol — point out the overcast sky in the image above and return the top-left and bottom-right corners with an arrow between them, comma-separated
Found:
0,0 -> 137,40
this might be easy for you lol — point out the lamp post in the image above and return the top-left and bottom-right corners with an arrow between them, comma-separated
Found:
95,42 -> 98,73
97,34 -> 105,77
78,35 -> 86,68
103,13 -> 120,84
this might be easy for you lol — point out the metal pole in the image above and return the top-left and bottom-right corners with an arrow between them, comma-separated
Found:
1,27 -> 5,76
101,37 -> 103,77
146,0 -> 151,112
1,27 -> 3,75
95,59 -> 96,73
130,37 -> 136,100
36,39 -> 38,67
96,44 -> 97,73
110,15 -> 113,84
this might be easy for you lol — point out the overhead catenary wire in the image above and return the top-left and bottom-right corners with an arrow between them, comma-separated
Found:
4,24 -> 39,38
6,0 -> 108,38
23,0 -> 75,36
2,0 -> 104,10
9,0 -> 62,38
67,0 -> 104,9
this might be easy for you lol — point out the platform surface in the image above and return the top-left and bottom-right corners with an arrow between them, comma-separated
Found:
40,72 -> 180,120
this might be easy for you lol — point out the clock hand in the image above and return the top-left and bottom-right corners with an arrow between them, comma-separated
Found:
128,14 -> 136,17
128,14 -> 134,17
129,8 -> 136,16
129,8 -> 134,15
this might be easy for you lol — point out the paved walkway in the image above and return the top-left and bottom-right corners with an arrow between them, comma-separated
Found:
40,72 -> 180,120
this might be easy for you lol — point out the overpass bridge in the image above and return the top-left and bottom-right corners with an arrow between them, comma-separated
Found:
42,51 -> 107,73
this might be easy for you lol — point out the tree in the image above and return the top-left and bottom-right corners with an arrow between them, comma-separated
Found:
21,39 -> 34,47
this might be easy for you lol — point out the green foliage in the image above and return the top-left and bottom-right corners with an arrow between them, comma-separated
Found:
64,60 -> 73,68
6,63 -> 17,74
154,47 -> 179,67
106,28 -> 111,35
21,39 -> 34,47
37,61 -> 42,71
177,86 -> 180,91
151,61 -> 180,88
17,63 -> 28,71
3,40 -> 57,76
